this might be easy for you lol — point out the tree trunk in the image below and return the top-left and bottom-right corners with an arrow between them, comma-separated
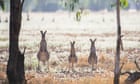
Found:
7,0 -> 25,84
114,0 -> 121,84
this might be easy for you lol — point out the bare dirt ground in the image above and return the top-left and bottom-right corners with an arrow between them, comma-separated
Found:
0,11 -> 140,84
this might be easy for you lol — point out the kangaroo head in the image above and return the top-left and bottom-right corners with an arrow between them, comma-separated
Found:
70,41 -> 76,56
90,38 -> 96,47
70,41 -> 75,48
40,30 -> 47,40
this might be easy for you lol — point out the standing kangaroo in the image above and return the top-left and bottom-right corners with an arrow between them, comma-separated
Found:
37,30 -> 49,72
68,41 -> 78,72
88,39 -> 97,71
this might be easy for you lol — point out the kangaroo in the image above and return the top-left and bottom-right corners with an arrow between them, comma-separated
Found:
68,41 -> 78,72
37,30 -> 49,72
88,39 -> 97,71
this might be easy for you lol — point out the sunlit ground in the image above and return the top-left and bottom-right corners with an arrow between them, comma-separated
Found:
0,11 -> 140,84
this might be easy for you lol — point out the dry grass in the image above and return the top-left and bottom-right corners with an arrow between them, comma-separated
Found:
77,55 -> 89,67
120,56 -> 138,71
98,52 -> 114,71
98,52 -> 106,63
120,56 -> 128,64
0,72 -> 6,80
0,12 -> 140,84
77,52 -> 114,70
0,55 -> 139,84
123,62 -> 137,71
0,63 -> 6,72
0,50 -> 139,84
0,72 -> 8,84
25,73 -> 140,84
26,74 -> 114,84
0,72 -> 118,84
25,72 -> 116,84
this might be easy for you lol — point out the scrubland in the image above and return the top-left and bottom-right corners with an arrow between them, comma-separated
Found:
0,11 -> 140,84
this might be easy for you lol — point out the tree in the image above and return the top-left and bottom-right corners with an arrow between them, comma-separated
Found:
6,0 -> 26,84
114,0 -> 121,84
114,0 -> 128,84
61,0 -> 79,11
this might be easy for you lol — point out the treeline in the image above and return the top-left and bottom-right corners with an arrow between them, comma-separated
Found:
2,0 -> 140,12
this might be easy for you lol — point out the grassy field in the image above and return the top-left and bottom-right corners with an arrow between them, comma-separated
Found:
0,11 -> 140,84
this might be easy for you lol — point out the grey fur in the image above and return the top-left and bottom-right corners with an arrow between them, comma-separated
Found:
37,30 -> 49,71
88,39 -> 97,71
68,41 -> 77,72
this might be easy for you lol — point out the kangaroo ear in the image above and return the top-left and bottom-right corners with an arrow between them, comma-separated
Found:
73,41 -> 75,45
89,39 -> 92,42
44,30 -> 47,35
40,30 -> 43,35
94,38 -> 97,42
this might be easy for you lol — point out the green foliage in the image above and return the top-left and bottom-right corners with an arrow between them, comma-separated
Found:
120,0 -> 128,8
111,0 -> 129,8
73,0 -> 79,3
62,0 -> 79,11
0,0 -> 4,10
76,10 -> 81,21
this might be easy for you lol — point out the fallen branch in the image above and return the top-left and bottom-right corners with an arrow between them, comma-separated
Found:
135,59 -> 140,70
120,59 -> 140,84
